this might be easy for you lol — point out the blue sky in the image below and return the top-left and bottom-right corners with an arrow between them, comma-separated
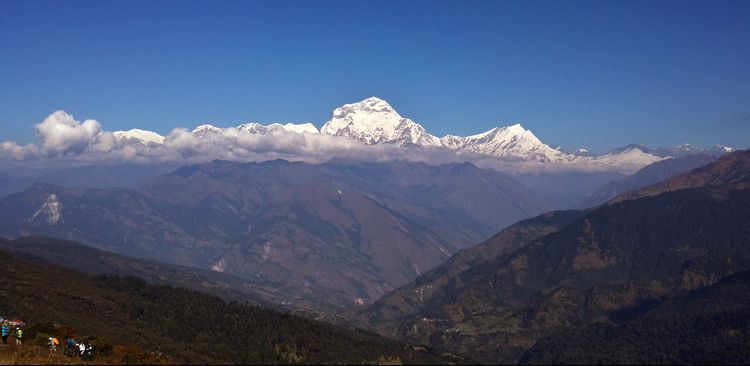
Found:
1,0 -> 749,153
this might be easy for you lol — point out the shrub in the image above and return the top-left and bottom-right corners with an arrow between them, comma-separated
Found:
54,324 -> 77,339
25,321 -> 55,340
34,332 -> 51,347
90,336 -> 114,356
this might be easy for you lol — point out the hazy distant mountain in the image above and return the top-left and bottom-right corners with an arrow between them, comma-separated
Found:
579,154 -> 717,208
516,170 -> 626,210
0,163 -> 177,198
592,144 -> 671,172
610,149 -> 750,204
353,150 -> 750,363
0,159 -> 549,308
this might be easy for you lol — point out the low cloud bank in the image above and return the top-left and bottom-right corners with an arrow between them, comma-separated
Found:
0,110 -> 610,173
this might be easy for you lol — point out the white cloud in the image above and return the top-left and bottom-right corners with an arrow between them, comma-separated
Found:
0,141 -> 40,160
36,110 -> 102,156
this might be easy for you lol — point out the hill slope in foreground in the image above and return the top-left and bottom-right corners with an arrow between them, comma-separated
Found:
0,242 -> 452,365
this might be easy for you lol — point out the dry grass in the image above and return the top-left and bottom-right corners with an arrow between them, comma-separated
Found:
0,343 -> 97,365
0,343 -> 175,365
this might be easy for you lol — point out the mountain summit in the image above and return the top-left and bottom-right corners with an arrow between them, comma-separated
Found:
440,123 -> 578,163
320,97 -> 441,146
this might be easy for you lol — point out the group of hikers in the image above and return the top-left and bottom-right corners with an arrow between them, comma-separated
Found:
1,320 -> 23,345
2,318 -> 94,360
47,336 -> 94,360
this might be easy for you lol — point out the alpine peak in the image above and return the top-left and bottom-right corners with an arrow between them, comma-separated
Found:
192,124 -> 225,138
320,97 -> 440,146
112,129 -> 165,145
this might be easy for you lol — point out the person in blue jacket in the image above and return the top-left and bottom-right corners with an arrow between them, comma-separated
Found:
1,323 -> 9,345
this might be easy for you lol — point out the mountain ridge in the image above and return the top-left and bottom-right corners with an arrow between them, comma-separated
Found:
101,97 -> 733,173
0,159 -> 549,310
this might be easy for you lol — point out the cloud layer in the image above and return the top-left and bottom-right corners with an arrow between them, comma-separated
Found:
0,110 -> 478,168
0,110 -> 631,173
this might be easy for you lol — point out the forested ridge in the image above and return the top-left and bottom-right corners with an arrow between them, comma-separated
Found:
0,247 -> 451,364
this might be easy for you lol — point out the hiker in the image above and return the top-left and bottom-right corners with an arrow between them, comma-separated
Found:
84,343 -> 94,360
48,337 -> 59,352
0,323 -> 8,345
79,341 -> 94,360
65,337 -> 77,357
13,327 -> 22,345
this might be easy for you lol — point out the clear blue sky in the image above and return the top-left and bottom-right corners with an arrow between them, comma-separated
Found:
1,0 -> 749,153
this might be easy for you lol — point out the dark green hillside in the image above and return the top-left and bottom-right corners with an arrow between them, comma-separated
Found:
0,236 -> 342,316
355,151 -> 750,364
0,246 -> 448,364
522,269 -> 750,364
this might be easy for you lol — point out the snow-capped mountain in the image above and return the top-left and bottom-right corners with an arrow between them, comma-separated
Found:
709,144 -> 735,156
591,143 -> 736,172
238,122 -> 319,135
192,122 -> 318,138
320,97 -> 441,146
113,129 -> 165,144
102,97 -> 733,173
574,148 -> 593,157
440,124 -> 580,163
192,124 -> 226,138
318,97 -> 578,163
592,145 -> 670,172
316,97 -> 735,171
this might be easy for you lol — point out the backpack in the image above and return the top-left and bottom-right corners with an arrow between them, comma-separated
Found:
1,326 -> 7,336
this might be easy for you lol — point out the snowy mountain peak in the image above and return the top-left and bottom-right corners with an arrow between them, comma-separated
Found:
709,144 -> 735,156
347,96 -> 397,114
113,129 -> 165,144
237,122 -> 319,135
280,123 -> 319,134
594,146 -> 670,172
505,123 -> 525,133
192,124 -> 226,138
320,97 -> 440,146
440,124 -> 573,162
